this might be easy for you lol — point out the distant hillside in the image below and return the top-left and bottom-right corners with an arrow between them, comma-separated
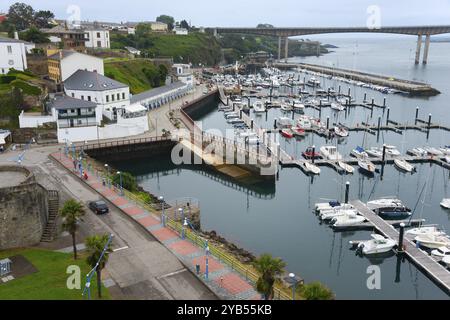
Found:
111,32 -> 222,66
104,59 -> 168,94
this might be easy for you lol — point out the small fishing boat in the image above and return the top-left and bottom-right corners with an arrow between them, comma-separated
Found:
353,234 -> 397,255
431,246 -> 450,259
331,102 -> 345,111
331,213 -> 366,228
320,209 -> 358,221
320,146 -> 343,161
394,158 -> 415,173
351,146 -> 368,158
440,198 -> 450,209
281,129 -> 294,138
334,126 -> 349,137
444,156 -> 450,164
442,256 -> 450,267
367,198 -> 411,219
310,118 -> 325,128
275,117 -> 294,128
424,147 -> 444,157
297,116 -> 312,129
315,200 -> 347,211
293,101 -> 305,113
358,156 -> 376,175
415,234 -> 450,249
439,146 -> 450,155
302,161 -> 321,175
337,161 -> 354,174
408,147 -> 428,157
406,226 -> 446,237
281,104 -> 293,112
385,145 -> 401,157
302,147 -> 321,160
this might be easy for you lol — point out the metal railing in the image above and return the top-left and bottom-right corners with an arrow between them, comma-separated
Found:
74,136 -> 172,151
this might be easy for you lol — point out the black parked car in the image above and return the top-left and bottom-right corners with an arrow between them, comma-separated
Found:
88,200 -> 109,215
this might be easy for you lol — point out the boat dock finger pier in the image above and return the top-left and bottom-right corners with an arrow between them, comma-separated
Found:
350,200 -> 450,295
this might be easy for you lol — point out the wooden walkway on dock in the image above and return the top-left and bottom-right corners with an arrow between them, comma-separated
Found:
350,200 -> 450,295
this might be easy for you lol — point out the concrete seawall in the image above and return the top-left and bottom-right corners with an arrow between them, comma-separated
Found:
273,62 -> 440,96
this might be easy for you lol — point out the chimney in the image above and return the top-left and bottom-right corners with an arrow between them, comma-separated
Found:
14,31 -> 19,40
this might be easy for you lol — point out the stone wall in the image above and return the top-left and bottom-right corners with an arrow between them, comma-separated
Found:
0,167 -> 49,250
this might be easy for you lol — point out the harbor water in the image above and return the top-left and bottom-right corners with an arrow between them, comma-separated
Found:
112,37 -> 450,299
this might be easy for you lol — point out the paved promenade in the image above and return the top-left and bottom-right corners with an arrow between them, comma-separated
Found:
51,152 -> 261,300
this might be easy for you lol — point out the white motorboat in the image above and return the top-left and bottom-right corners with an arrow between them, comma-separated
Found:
358,156 -> 376,174
440,198 -> 450,209
308,77 -> 321,86
293,102 -> 305,113
315,201 -> 353,212
253,101 -> 266,113
442,256 -> 450,267
408,147 -> 428,157
353,234 -> 397,255
275,117 -> 294,128
385,145 -> 401,157
431,246 -> 450,259
338,161 -> 354,174
297,116 -> 312,129
320,146 -> 342,160
334,126 -> 349,137
310,118 -> 325,128
331,102 -> 345,111
351,146 -> 368,158
331,213 -> 366,228
394,158 -> 415,173
302,162 -> 321,175
366,147 -> 383,158
439,146 -> 450,155
424,147 -> 444,156
406,226 -> 446,237
445,156 -> 450,164
281,104 -> 293,112
415,234 -> 450,249
320,209 -> 358,221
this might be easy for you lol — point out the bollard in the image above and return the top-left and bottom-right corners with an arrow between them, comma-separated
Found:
382,144 -> 387,163
415,107 -> 419,124
312,145 -> 316,164
386,108 -> 390,125
398,223 -> 406,252
345,181 -> 350,204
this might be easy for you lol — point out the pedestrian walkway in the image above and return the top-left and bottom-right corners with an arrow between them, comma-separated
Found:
51,152 -> 261,300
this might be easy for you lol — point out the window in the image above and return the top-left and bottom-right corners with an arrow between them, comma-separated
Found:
97,32 -> 101,38
97,41 -> 101,47
78,120 -> 82,125
111,95 -> 115,102
122,93 -> 125,100
87,96 -> 91,101
81,95 -> 84,100
8,60 -> 14,66
106,95 -> 109,102
7,45 -> 12,54
71,93 -> 75,97
117,93 -> 120,100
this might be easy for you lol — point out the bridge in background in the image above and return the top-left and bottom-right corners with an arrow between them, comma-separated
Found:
211,25 -> 450,64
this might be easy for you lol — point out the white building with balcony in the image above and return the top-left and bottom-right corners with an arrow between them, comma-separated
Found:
172,64 -> 194,91
0,37 -> 28,74
84,28 -> 110,49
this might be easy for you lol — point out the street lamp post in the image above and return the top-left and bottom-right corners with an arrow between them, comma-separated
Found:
178,208 -> 184,223
159,196 -> 165,227
104,164 -> 110,188
182,218 -> 188,239
117,171 -> 123,196
284,272 -> 302,300
205,240 -> 210,280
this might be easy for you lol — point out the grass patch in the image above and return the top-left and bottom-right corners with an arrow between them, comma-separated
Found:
10,79 -> 42,96
0,248 -> 111,300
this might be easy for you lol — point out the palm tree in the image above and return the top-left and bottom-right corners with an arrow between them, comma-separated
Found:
253,253 -> 286,300
60,199 -> 85,260
85,234 -> 112,299
298,282 -> 334,300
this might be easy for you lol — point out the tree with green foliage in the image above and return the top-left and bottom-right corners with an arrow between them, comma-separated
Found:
60,200 -> 85,260
8,2 -> 35,31
158,64 -> 168,83
253,253 -> 286,300
298,282 -> 334,300
85,234 -> 112,299
33,10 -> 54,28
180,20 -> 190,30
20,26 -> 49,43
112,171 -> 138,192
156,15 -> 175,30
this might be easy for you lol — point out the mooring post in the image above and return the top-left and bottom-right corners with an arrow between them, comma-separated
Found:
274,119 -> 277,129
319,106 -> 322,118
382,144 -> 387,164
326,116 -> 330,130
345,181 -> 350,204
319,100 -> 322,107
428,113 -> 432,128
364,92 -> 367,102
347,88 -> 351,97
227,97 -> 229,106
377,116 -> 381,131
312,145 -> 316,164
251,120 -> 254,129
415,106 -> 419,124
386,107 -> 390,125
338,85 -> 341,95
398,223 -> 406,253
383,97 -> 386,108
371,98 -> 375,108
239,110 -> 242,119
291,110 -> 294,120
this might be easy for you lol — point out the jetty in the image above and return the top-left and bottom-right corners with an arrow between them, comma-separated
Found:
272,62 -> 440,96
350,200 -> 450,295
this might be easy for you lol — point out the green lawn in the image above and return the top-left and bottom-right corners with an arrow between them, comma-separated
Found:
0,248 -> 111,300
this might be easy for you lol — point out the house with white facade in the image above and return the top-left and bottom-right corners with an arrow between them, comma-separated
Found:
124,46 -> 141,56
172,64 -> 194,91
174,27 -> 188,35
0,37 -> 28,74
130,81 -> 189,110
84,28 -> 110,49
48,50 -> 104,82
63,69 -> 130,121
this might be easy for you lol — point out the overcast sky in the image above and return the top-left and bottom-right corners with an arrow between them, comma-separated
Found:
2,0 -> 450,28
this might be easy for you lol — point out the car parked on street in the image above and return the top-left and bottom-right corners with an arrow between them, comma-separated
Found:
88,200 -> 109,215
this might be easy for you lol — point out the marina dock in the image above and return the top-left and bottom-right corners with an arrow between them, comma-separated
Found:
350,200 -> 450,295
